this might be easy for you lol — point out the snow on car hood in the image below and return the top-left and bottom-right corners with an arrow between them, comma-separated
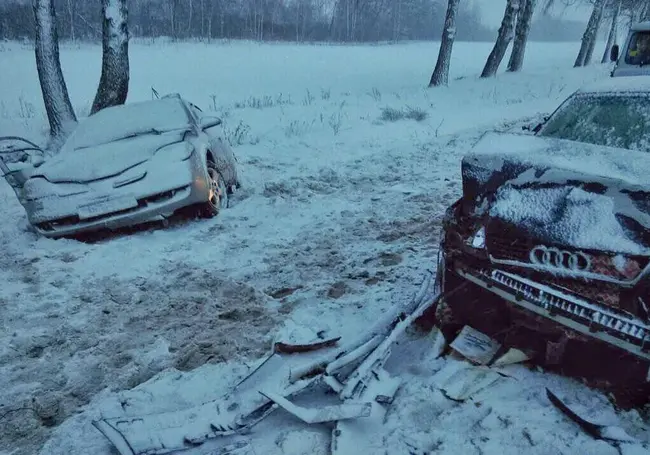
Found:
462,132 -> 650,255
32,131 -> 186,183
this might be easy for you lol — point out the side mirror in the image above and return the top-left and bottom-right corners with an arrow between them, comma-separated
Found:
610,44 -> 619,62
199,116 -> 222,130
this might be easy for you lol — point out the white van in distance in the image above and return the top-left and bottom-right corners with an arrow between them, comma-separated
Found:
611,21 -> 650,77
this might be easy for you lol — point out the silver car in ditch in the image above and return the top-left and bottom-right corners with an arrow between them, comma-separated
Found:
0,94 -> 240,238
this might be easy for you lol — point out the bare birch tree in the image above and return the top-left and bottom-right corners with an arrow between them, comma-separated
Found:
91,0 -> 129,114
481,0 -> 520,78
507,0 -> 536,72
574,0 -> 605,67
601,0 -> 621,63
429,0 -> 460,86
33,0 -> 77,142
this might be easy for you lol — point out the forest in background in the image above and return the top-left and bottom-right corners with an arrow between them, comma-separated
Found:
1,0 -> 589,43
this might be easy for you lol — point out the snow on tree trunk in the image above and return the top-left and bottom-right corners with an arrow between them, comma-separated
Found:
91,0 -> 129,115
429,0 -> 460,87
33,0 -> 77,142
574,0 -> 605,67
584,10 -> 604,65
507,0 -> 535,72
601,0 -> 620,64
481,0 -> 520,78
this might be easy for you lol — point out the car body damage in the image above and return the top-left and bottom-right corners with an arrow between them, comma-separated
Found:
434,130 -> 650,407
0,94 -> 240,238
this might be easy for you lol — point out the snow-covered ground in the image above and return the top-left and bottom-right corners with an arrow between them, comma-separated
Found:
1,39 -> 648,455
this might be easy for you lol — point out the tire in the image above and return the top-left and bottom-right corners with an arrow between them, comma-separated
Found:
198,160 -> 228,218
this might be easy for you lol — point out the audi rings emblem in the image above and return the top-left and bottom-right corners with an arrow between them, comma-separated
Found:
529,245 -> 591,272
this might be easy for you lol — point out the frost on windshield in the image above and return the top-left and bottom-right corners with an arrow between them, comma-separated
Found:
541,95 -> 650,152
540,94 -> 650,153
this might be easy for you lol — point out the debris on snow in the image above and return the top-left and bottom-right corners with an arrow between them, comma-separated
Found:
546,388 -> 640,444
449,325 -> 502,366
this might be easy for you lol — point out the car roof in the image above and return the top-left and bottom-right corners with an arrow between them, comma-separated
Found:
631,21 -> 650,32
576,76 -> 650,96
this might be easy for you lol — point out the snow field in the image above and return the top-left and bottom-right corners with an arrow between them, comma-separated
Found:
2,39 -> 646,455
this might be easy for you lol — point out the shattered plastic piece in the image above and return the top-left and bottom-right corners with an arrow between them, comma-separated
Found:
440,368 -> 502,402
431,330 -> 447,359
92,353 -> 325,455
324,336 -> 383,376
332,368 -> 402,455
432,360 -> 505,402
258,391 -> 372,424
290,274 -> 437,384
546,388 -> 639,444
273,337 -> 341,354
322,374 -> 344,393
331,277 -> 439,454
92,273 -> 438,455
449,326 -> 501,365
491,348 -> 531,367
205,439 -> 255,455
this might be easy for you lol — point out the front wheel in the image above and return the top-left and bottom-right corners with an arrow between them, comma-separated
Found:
199,160 -> 228,218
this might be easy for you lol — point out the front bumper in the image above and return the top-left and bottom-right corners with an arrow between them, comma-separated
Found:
25,162 -> 210,238
450,262 -> 650,362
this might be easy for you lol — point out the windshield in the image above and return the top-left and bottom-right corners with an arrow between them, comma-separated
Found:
539,93 -> 650,153
61,98 -> 191,152
625,31 -> 650,65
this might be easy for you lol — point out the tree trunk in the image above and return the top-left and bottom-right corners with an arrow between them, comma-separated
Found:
200,0 -> 204,38
170,0 -> 178,39
481,0 -> 520,78
601,0 -> 620,64
295,2 -> 301,41
574,0 -> 605,67
219,3 -> 224,38
33,0 -> 77,142
429,0 -> 460,87
584,11 -> 603,65
642,1 -> 650,21
507,0 -> 535,72
90,0 -> 129,114
187,0 -> 193,37
66,0 -> 75,41
207,0 -> 213,40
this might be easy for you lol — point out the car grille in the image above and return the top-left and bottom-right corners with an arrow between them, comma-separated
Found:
485,219 -> 533,261
486,219 -> 648,283
542,275 -> 621,308
460,267 -> 650,355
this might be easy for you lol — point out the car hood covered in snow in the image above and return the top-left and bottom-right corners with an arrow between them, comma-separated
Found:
31,131 -> 187,184
462,132 -> 650,255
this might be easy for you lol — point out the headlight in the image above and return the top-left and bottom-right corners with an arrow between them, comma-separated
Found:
467,226 -> 486,249
24,178 -> 88,200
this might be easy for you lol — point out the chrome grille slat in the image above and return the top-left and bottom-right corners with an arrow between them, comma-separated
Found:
473,268 -> 650,349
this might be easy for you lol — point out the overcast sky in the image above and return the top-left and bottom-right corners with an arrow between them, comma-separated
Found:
471,0 -> 592,27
